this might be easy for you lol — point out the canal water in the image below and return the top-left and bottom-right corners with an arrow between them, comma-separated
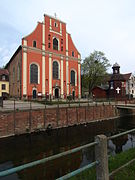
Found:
0,115 -> 135,180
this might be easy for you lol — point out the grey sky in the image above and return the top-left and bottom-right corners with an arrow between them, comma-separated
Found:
0,0 -> 135,73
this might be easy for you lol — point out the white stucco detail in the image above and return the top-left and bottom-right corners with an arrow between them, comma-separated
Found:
60,23 -> 62,34
61,59 -> 63,96
42,23 -> 45,50
42,56 -> 45,95
78,63 -> 81,97
23,51 -> 27,95
49,54 -> 52,94
66,59 -> 69,95
50,18 -> 52,30
66,33 -> 68,56
23,39 -> 27,46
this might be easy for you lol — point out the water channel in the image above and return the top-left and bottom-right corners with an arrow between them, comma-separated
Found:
0,115 -> 135,180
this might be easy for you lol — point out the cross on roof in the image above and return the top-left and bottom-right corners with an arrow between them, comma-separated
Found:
116,87 -> 120,94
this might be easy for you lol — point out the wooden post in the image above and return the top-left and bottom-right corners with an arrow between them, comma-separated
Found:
95,135 -> 109,180
29,101 -> 32,133
13,99 -> 16,134
44,99 -> 46,129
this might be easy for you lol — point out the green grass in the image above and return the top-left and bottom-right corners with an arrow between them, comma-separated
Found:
69,147 -> 135,180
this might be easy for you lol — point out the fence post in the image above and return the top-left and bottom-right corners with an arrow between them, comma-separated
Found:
95,135 -> 109,180
13,99 -> 16,134
44,99 -> 46,129
29,101 -> 32,133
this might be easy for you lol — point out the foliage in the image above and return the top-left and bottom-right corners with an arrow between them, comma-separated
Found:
69,146 -> 135,180
81,50 -> 111,96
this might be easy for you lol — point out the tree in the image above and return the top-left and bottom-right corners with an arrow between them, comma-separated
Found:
81,50 -> 111,96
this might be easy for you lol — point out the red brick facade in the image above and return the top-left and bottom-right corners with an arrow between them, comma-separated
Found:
6,14 -> 81,99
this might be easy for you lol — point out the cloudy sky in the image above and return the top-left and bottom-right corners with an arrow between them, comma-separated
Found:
0,0 -> 135,73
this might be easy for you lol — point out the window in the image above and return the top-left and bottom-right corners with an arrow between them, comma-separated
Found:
53,61 -> 59,79
48,43 -> 51,48
2,75 -> 5,81
2,84 -> 6,90
61,46 -> 63,51
72,51 -> 74,57
33,40 -> 37,48
132,90 -> 134,94
71,70 -> 75,86
30,64 -> 38,84
53,38 -> 58,50
54,22 -> 58,27
61,39 -> 63,44
48,34 -> 51,40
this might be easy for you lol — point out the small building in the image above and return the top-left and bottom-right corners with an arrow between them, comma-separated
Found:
5,14 -> 81,99
0,69 -> 9,99
92,86 -> 109,99
108,63 -> 135,99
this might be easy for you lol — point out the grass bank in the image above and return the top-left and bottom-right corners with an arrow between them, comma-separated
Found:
69,147 -> 135,180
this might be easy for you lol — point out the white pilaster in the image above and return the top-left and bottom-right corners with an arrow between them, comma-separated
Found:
61,57 -> 63,98
78,63 -> 81,98
50,18 -> 52,30
42,23 -> 45,50
42,55 -> 45,96
23,40 -> 27,96
42,22 -> 46,96
49,54 -> 52,95
66,58 -> 69,95
60,23 -> 62,34
66,33 -> 68,56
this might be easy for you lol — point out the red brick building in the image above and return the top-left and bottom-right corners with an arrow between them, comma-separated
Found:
6,14 -> 81,99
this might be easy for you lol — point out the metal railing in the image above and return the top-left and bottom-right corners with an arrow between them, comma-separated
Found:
0,128 -> 135,179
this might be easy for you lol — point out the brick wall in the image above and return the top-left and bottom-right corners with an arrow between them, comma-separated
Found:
0,105 -> 117,138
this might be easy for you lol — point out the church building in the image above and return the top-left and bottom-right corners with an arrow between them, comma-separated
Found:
6,14 -> 81,99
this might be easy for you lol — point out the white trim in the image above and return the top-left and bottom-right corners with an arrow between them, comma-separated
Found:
49,54 -> 52,94
23,51 -> 27,95
21,45 -> 81,62
42,56 -> 45,95
66,59 -> 69,95
29,62 -> 40,84
42,23 -> 45,50
50,18 -> 52,30
60,23 -> 62,34
70,68 -> 77,86
23,40 -> 27,46
50,30 -> 62,36
52,60 -> 60,79
61,59 -> 63,96
66,33 -> 68,56
78,63 -> 81,98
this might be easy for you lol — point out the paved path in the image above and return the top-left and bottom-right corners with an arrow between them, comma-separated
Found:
0,100 -> 115,112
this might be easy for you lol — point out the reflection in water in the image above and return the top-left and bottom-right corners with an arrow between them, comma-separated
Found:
0,116 -> 135,179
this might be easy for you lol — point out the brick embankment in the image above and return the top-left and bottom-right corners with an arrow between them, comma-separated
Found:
0,105 -> 118,138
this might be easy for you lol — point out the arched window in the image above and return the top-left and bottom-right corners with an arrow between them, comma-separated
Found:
71,70 -> 75,86
53,61 -> 59,79
30,64 -> 38,84
33,40 -> 37,48
53,38 -> 58,50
